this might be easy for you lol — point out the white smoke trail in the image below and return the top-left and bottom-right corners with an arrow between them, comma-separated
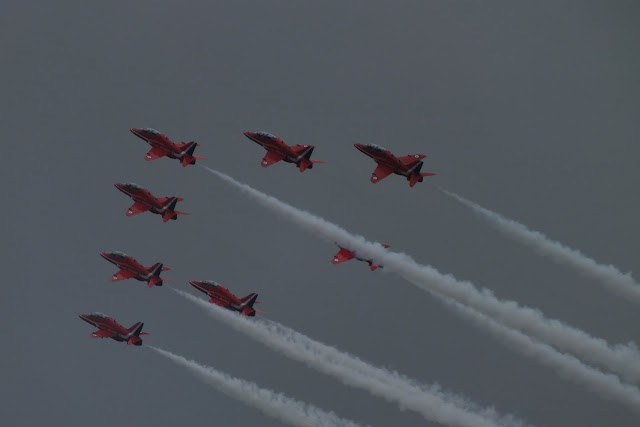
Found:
148,346 -> 364,427
438,188 -> 640,303
199,166 -> 640,384
446,299 -> 640,413
174,289 -> 526,427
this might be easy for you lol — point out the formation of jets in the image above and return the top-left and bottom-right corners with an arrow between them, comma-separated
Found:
80,129 -> 436,344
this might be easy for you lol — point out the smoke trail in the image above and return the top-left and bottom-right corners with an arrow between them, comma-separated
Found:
445,299 -> 640,413
199,166 -> 640,384
174,289 -> 527,427
438,188 -> 640,303
148,346 -> 364,427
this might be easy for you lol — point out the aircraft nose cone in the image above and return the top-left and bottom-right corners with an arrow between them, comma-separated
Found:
130,128 -> 140,135
243,131 -> 253,138
189,280 -> 199,287
100,252 -> 111,260
354,143 -> 364,151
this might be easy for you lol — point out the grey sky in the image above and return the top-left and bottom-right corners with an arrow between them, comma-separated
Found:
2,2 -> 639,426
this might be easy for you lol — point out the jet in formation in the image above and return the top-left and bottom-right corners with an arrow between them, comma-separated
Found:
101,251 -> 170,287
190,280 -> 259,316
130,127 -> 206,167
354,143 -> 435,187
332,244 -> 391,271
78,312 -> 148,346
243,131 -> 324,172
115,182 -> 188,222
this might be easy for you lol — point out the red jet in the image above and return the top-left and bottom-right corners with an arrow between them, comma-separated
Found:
189,280 -> 259,316
354,143 -> 435,187
101,251 -> 170,287
332,244 -> 391,271
78,312 -> 148,346
115,182 -> 188,223
243,131 -> 324,172
130,127 -> 206,167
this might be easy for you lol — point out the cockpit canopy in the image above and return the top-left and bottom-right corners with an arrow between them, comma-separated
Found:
110,251 -> 128,258
201,280 -> 220,287
123,183 -> 142,191
140,128 -> 161,135
89,312 -> 108,319
255,131 -> 276,139
365,143 -> 386,152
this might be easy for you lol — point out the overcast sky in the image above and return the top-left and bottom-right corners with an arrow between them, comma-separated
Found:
3,2 -> 640,426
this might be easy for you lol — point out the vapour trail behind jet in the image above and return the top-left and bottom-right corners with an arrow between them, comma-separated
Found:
438,188 -> 640,303
445,299 -> 640,414
199,166 -> 640,384
174,289 -> 527,427
149,346 -> 365,427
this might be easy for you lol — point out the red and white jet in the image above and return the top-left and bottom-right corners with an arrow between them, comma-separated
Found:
115,182 -> 188,223
189,280 -> 259,316
332,244 -> 391,271
354,143 -> 435,187
130,127 -> 206,167
78,312 -> 148,346
243,131 -> 324,172
101,251 -> 170,287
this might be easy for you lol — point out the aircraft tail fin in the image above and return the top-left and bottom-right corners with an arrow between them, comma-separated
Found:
180,142 -> 202,166
126,322 -> 146,345
240,293 -> 259,308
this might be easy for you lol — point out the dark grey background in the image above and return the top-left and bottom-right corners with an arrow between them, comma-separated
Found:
3,2 -> 639,426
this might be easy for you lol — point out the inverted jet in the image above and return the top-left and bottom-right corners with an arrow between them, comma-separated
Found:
332,244 -> 391,271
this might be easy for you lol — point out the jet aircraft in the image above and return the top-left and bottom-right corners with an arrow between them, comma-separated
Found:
114,182 -> 188,222
332,244 -> 391,271
130,127 -> 206,167
354,143 -> 435,187
243,131 -> 323,172
78,312 -> 148,346
189,280 -> 259,316
101,251 -> 170,287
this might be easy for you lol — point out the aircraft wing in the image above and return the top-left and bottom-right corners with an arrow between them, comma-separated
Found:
261,151 -> 286,168
332,248 -> 356,265
370,164 -> 394,183
397,154 -> 424,165
126,201 -> 151,217
91,330 -> 117,339
209,298 -> 231,308
111,269 -> 137,282
145,147 -> 168,161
